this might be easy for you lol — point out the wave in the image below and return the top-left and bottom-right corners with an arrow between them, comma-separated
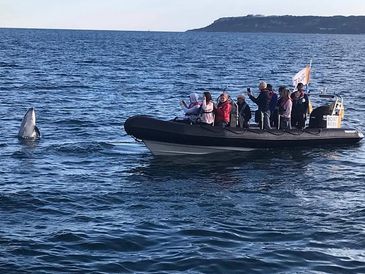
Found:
0,61 -> 18,68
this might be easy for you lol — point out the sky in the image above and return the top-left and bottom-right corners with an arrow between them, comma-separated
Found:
0,0 -> 364,32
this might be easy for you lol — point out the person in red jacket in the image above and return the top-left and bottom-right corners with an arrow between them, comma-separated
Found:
214,92 -> 232,127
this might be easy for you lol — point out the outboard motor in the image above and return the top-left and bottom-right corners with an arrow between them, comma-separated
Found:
308,105 -> 332,128
308,94 -> 345,129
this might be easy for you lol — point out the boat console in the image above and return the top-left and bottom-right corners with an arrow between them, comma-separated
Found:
309,94 -> 345,129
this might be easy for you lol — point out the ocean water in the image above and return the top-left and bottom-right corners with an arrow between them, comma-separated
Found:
0,28 -> 365,273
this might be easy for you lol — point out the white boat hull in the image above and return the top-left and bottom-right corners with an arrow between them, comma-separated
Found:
144,140 -> 256,156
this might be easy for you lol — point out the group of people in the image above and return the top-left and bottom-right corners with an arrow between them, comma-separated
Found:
248,81 -> 310,130
180,91 -> 251,128
180,81 -> 310,130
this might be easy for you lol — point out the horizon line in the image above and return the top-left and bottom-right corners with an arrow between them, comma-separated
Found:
0,26 -> 184,33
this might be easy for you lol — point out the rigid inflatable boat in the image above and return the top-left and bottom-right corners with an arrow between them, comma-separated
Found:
124,95 -> 363,155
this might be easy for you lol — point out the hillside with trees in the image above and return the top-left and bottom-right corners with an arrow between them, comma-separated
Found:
189,15 -> 365,34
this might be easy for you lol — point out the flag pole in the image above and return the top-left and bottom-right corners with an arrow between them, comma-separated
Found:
306,59 -> 312,94
306,60 -> 313,116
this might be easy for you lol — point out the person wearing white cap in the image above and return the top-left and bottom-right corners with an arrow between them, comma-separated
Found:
236,94 -> 251,128
247,81 -> 272,129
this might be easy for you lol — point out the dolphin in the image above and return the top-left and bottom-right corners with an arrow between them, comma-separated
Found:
18,107 -> 41,140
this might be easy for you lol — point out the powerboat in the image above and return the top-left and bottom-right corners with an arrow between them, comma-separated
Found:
124,94 -> 363,156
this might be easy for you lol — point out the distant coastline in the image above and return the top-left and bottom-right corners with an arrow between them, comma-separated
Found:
188,15 -> 365,34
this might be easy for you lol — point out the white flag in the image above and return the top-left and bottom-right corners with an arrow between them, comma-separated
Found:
292,65 -> 311,87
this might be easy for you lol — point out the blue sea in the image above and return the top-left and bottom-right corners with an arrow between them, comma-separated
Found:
0,28 -> 365,273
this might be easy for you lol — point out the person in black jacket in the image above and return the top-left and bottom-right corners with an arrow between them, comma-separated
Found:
291,83 -> 309,129
248,81 -> 272,129
236,95 -> 252,128
267,84 -> 278,127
